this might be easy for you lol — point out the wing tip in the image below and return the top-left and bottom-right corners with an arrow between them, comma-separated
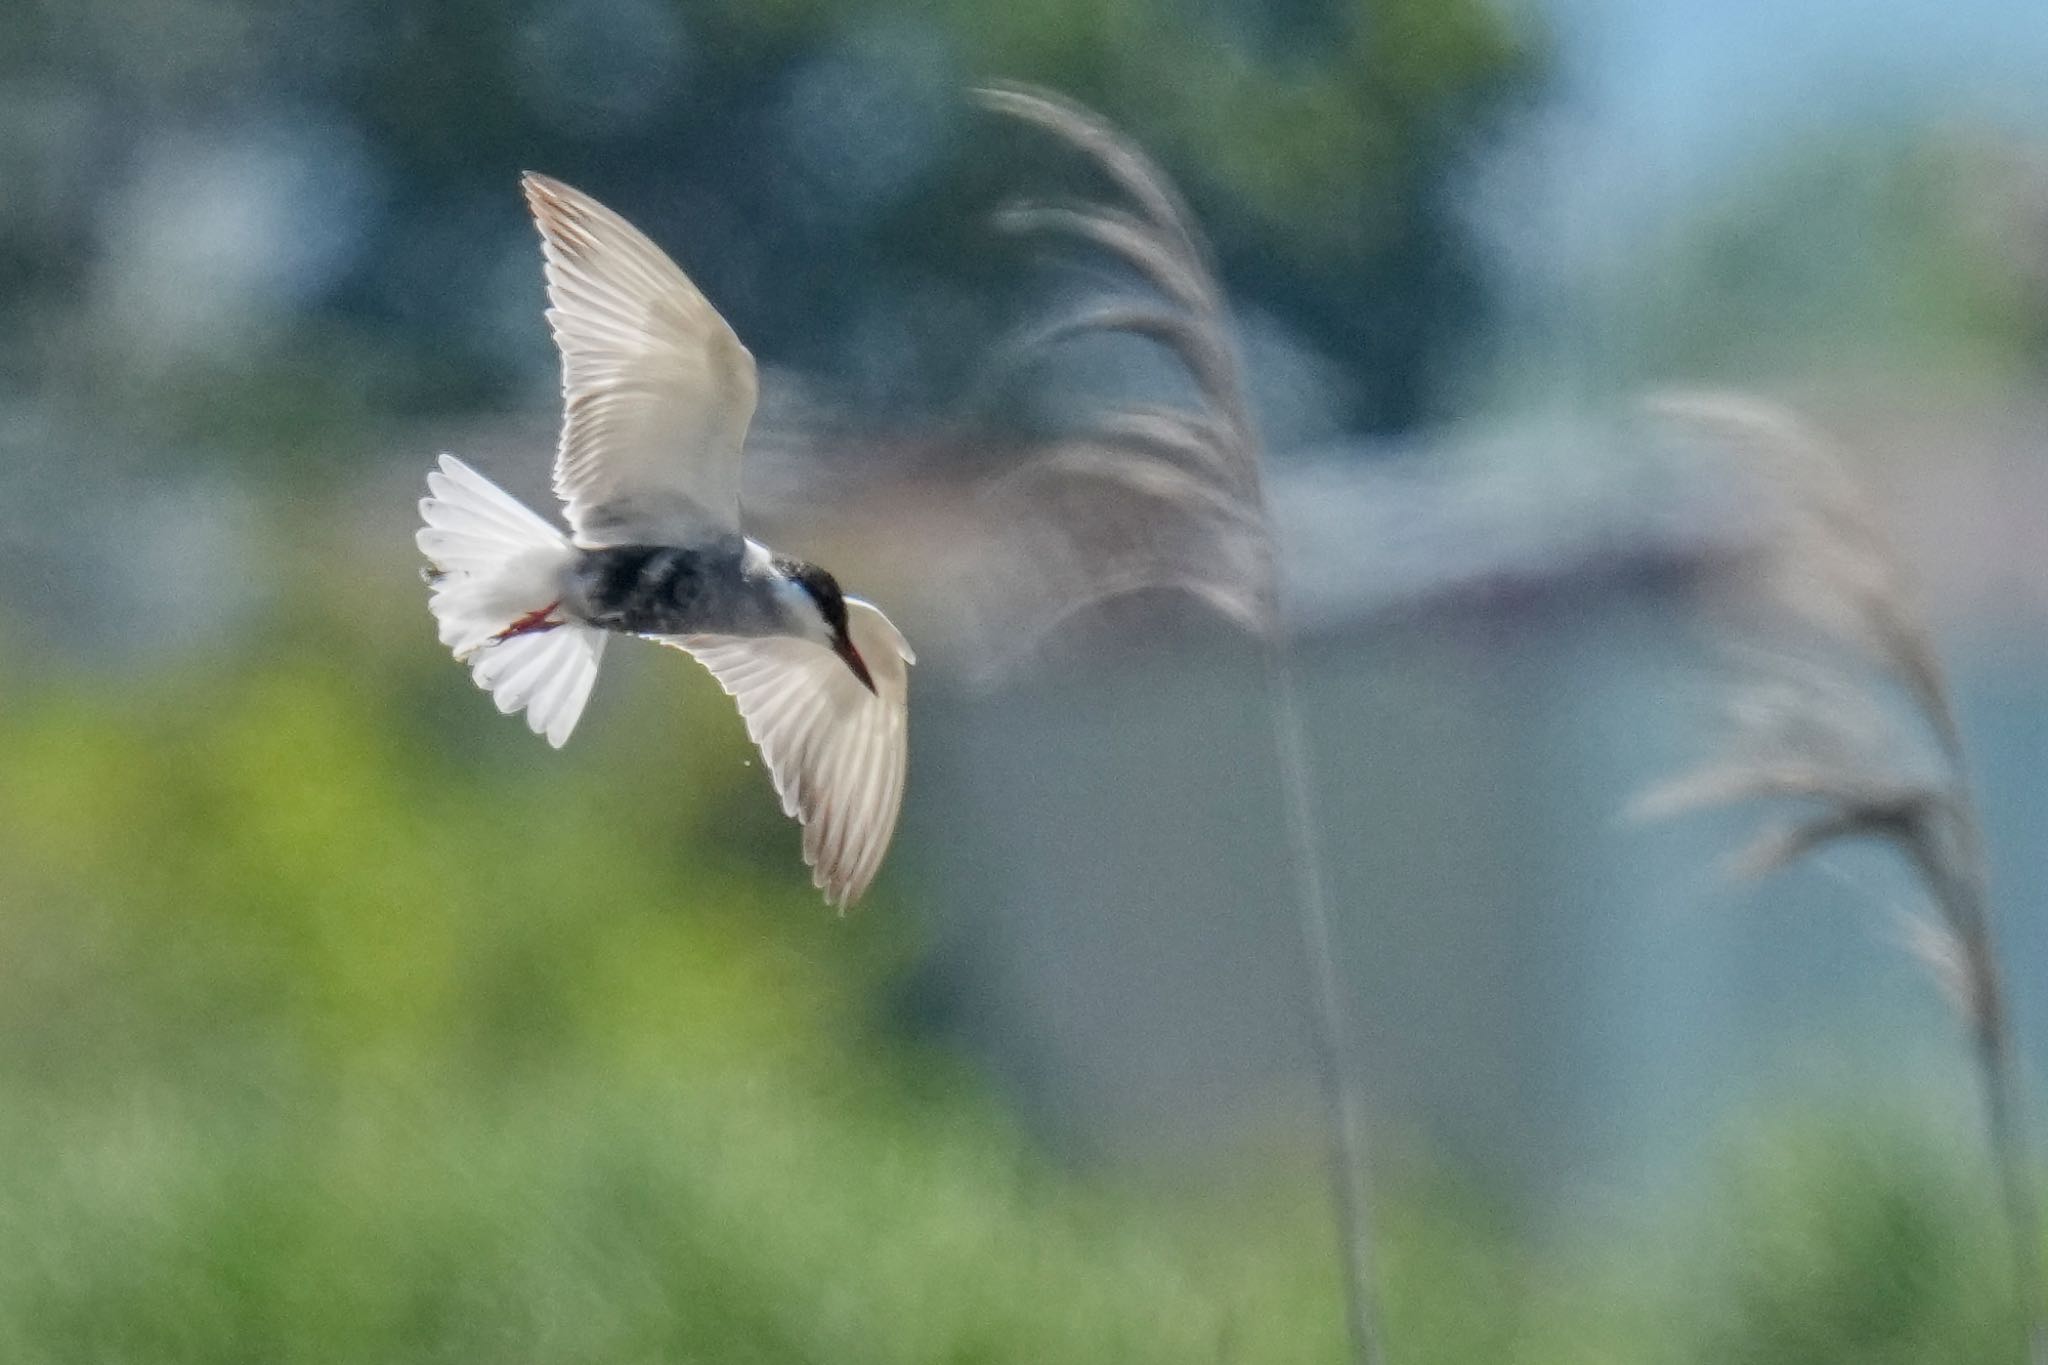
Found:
817,869 -> 862,913
809,829 -> 888,911
522,172 -> 601,248
520,169 -> 566,204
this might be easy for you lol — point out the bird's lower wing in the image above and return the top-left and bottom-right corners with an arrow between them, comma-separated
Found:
660,601 -> 912,908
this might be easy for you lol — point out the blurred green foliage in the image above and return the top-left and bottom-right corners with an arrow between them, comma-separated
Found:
1614,127 -> 2048,392
0,548 -> 2036,1361
0,551 -> 1468,1363
1677,1116 -> 2025,1365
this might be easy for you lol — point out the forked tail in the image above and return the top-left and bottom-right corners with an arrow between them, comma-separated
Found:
416,454 -> 606,747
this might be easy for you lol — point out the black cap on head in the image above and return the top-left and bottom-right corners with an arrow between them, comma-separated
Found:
777,558 -> 848,634
777,557 -> 873,691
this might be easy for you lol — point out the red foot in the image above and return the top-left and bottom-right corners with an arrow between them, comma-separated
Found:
493,601 -> 563,642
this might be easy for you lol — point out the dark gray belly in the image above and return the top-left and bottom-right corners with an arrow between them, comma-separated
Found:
568,543 -> 756,636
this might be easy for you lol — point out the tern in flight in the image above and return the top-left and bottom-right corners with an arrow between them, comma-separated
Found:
417,174 -> 914,908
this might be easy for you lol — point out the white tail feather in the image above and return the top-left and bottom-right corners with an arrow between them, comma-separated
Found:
417,453 -> 606,747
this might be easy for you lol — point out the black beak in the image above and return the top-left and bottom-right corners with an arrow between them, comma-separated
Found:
834,634 -> 877,693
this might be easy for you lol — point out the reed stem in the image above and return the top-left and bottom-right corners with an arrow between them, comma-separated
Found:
1265,636 -> 1385,1365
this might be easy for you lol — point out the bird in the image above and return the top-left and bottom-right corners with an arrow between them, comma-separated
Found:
416,173 -> 914,909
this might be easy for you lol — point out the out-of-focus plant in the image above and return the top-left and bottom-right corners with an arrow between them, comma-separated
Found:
1636,393 -> 2044,1365
976,83 -> 1384,1365
1676,1111 -> 2032,1365
0,548 -> 1518,1365
1611,130 -> 2048,385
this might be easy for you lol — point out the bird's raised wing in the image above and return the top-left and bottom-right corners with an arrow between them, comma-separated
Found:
524,173 -> 758,546
671,600 -> 914,909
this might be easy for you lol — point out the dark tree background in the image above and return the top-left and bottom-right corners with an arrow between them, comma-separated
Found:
2,0 -> 1539,486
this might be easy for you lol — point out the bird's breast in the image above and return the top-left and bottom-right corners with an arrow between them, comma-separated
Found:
568,543 -> 755,636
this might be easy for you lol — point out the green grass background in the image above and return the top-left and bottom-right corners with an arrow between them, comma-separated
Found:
0,548 -> 2032,1363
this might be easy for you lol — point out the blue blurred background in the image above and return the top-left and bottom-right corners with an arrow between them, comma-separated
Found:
5,1 -> 2048,1360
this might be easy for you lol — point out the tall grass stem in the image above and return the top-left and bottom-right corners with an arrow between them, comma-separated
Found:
977,81 -> 1389,1365
1266,638 -> 1386,1365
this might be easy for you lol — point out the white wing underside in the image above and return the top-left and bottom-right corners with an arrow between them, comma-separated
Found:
524,173 -> 758,547
667,600 -> 914,909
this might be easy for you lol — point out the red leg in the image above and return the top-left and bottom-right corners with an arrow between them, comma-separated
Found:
493,601 -> 563,642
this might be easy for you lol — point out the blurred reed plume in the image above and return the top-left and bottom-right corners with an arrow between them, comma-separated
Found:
975,83 -> 1385,1365
1637,392 -> 2044,1365
970,88 -> 1274,646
